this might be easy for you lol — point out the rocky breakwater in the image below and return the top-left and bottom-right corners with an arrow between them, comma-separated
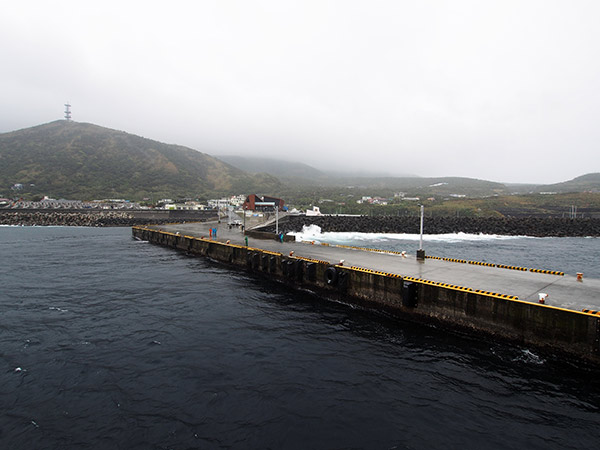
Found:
1,210 -> 165,227
259,215 -> 600,237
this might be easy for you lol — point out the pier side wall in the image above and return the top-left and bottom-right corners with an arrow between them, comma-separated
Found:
244,229 -> 296,242
133,226 -> 600,365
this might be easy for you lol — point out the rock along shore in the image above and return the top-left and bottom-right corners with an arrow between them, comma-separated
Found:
259,215 -> 600,237
0,211 -> 172,227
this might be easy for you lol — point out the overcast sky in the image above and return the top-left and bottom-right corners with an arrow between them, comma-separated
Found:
2,1 -> 599,184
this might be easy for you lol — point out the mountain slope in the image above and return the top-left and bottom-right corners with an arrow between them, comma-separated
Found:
0,121 -> 281,200
218,155 -> 326,181
217,155 -> 599,199
218,155 -> 509,195
535,173 -> 600,193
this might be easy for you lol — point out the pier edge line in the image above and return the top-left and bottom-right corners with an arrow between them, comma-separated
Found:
299,238 -> 565,276
426,255 -> 564,276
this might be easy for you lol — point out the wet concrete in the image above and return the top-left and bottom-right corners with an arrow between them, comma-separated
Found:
156,221 -> 600,314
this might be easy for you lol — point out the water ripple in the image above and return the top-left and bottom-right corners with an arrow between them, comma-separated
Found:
1,227 -> 599,449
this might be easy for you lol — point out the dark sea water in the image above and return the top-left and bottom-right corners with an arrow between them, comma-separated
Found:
1,226 -> 600,450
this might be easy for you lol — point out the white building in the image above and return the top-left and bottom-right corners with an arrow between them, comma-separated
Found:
306,206 -> 322,216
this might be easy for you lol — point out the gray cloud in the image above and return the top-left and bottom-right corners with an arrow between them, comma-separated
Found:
2,0 -> 599,183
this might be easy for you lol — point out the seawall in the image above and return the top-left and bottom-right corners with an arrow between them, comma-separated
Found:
132,226 -> 600,366
259,215 -> 600,237
0,209 -> 218,226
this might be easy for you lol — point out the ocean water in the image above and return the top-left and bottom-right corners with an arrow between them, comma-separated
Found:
1,226 -> 599,449
291,224 -> 600,278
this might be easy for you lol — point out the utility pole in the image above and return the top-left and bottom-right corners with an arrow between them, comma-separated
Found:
570,205 -> 578,219
417,204 -> 425,260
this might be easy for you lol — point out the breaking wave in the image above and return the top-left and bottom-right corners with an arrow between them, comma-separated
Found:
290,224 -> 529,245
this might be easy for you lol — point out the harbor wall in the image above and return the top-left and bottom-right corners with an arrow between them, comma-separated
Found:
0,209 -> 218,226
132,226 -> 600,365
260,215 -> 600,237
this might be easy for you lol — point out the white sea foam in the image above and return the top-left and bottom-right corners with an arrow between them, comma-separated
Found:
514,349 -> 546,365
290,224 -> 529,244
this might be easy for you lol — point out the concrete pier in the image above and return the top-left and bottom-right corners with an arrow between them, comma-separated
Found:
132,222 -> 600,365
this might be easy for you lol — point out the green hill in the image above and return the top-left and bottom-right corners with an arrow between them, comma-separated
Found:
535,173 -> 600,193
219,155 -> 509,195
218,155 -> 326,182
0,121 -> 281,200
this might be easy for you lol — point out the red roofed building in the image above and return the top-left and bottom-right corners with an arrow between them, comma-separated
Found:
243,194 -> 285,211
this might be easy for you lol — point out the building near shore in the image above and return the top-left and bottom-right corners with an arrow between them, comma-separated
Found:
164,201 -> 205,211
207,195 -> 246,209
306,206 -> 322,216
243,194 -> 285,212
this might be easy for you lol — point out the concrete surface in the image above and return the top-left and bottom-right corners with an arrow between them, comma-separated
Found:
156,221 -> 600,313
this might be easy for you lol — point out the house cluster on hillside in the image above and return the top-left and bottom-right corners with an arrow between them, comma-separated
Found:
356,196 -> 389,205
356,193 -> 425,205
164,195 -> 247,211
164,194 -> 287,213
5,198 -> 143,209
4,191 -> 293,215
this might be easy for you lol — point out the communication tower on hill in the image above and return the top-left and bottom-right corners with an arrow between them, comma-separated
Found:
64,102 -> 72,121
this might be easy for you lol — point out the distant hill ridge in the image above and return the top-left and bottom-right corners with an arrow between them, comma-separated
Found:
0,120 -> 280,200
1,120 -> 598,202
539,173 -> 600,192
218,155 -> 326,180
220,155 -> 600,195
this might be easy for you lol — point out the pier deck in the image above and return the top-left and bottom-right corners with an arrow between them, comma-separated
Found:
154,222 -> 600,314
